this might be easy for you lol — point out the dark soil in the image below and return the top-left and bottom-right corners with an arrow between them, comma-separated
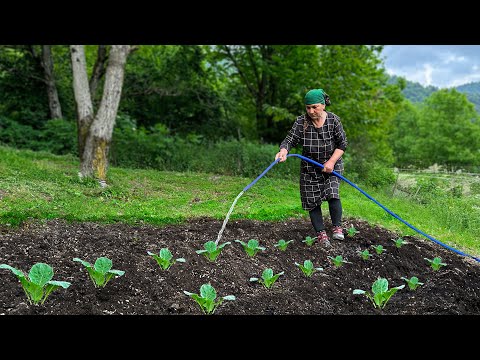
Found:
1,217 -> 480,315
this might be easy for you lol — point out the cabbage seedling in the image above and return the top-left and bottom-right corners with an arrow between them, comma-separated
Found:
147,248 -> 185,270
401,276 -> 424,290
183,283 -> 235,314
346,226 -> 359,237
250,268 -> 284,289
327,255 -> 352,267
196,240 -> 231,262
295,260 -> 323,277
372,245 -> 386,255
392,237 -> 409,248
0,263 -> 71,305
353,277 -> 405,309
73,256 -> 125,288
302,236 -> 316,246
358,249 -> 373,260
235,239 -> 266,257
274,239 -> 294,251
424,256 -> 447,271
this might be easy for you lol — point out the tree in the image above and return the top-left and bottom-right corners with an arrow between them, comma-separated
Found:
416,89 -> 480,169
70,45 -> 133,186
317,45 -> 404,167
214,45 -> 321,142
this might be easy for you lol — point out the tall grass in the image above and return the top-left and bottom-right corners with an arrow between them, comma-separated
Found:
1,145 -> 479,257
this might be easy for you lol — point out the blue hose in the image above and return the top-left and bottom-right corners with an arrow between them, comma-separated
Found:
242,153 -> 480,263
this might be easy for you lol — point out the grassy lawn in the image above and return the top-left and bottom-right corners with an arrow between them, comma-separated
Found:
1,145 -> 479,257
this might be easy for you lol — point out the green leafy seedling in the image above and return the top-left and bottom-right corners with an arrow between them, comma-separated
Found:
147,248 -> 185,270
401,276 -> 424,291
392,237 -> 409,248
183,283 -> 235,315
196,240 -> 231,262
274,239 -> 294,251
250,268 -> 284,289
327,255 -> 352,267
73,256 -> 125,288
372,245 -> 386,255
358,249 -> 373,260
353,277 -> 405,309
0,263 -> 71,305
424,256 -> 447,271
302,236 -> 316,246
235,239 -> 266,257
295,260 -> 323,277
347,226 -> 359,237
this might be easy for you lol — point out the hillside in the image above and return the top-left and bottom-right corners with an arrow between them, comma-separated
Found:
388,75 -> 480,112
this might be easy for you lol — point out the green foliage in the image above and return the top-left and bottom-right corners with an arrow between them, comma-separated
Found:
234,239 -> 266,257
147,248 -> 185,270
110,129 -> 301,179
393,89 -> 480,169
250,268 -> 284,289
121,45 -> 230,140
318,45 -> 404,172
389,75 -> 438,103
358,249 -> 373,260
401,276 -> 424,291
392,238 -> 409,248
424,256 -> 447,271
0,46 -> 49,126
327,255 -> 352,267
213,45 -> 322,142
295,260 -> 323,277
0,116 -> 77,155
196,241 -> 231,262
73,257 -> 125,287
0,263 -> 71,305
346,226 -> 359,237
183,283 -> 235,315
353,277 -> 405,309
273,239 -> 294,251
372,245 -> 386,255
37,119 -> 78,155
302,236 -> 316,246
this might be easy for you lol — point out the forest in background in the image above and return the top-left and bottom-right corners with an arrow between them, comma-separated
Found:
1,45 -> 479,188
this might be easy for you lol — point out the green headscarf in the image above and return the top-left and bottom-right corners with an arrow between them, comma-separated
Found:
304,89 -> 325,105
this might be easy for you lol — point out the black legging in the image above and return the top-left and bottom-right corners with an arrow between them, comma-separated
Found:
309,198 -> 342,233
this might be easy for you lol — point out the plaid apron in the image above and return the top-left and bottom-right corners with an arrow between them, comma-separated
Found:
280,112 -> 348,211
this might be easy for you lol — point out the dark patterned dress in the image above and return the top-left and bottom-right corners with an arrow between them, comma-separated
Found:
280,111 -> 348,211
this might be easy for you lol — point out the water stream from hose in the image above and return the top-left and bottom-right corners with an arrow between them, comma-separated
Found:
215,190 -> 245,245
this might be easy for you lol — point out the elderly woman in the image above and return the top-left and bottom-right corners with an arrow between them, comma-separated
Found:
275,88 -> 348,247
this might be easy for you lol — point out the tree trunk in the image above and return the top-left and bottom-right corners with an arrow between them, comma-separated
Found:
70,45 -> 94,164
89,45 -> 108,99
40,45 -> 63,119
76,45 -> 131,186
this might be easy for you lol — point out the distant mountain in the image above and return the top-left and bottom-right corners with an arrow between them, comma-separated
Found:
388,75 -> 480,112
456,82 -> 480,112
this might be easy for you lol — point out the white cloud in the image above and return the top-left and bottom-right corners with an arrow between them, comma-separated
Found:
382,45 -> 480,88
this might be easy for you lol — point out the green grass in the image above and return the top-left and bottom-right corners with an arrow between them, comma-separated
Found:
1,145 -> 479,258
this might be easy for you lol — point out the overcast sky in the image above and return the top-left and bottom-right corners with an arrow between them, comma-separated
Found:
381,45 -> 480,89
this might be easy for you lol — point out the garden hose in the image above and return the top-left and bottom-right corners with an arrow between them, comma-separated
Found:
242,153 -> 480,263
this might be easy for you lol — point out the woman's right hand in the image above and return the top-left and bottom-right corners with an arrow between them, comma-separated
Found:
275,148 -> 288,162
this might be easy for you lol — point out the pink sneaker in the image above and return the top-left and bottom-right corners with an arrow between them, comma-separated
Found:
317,231 -> 331,247
332,226 -> 344,240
